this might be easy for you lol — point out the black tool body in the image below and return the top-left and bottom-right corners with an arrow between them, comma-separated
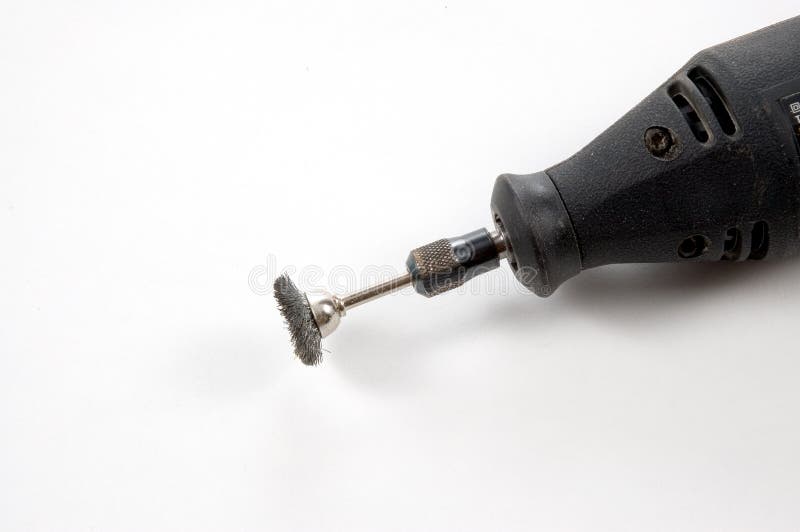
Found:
492,16 -> 800,296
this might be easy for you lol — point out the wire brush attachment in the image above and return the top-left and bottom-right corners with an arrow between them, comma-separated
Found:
273,274 -> 323,366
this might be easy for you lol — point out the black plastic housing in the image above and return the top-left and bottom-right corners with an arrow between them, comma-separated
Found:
492,16 -> 800,297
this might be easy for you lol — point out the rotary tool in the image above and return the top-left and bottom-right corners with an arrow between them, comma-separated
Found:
276,15 -> 800,365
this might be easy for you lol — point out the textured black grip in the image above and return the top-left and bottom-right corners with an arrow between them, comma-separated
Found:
406,229 -> 500,297
492,15 -> 800,297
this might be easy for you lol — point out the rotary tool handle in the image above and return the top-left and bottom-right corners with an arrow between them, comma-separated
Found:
491,15 -> 800,297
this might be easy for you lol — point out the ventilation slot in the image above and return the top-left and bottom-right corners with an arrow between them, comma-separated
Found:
748,221 -> 770,260
722,227 -> 743,261
689,69 -> 738,136
671,92 -> 710,143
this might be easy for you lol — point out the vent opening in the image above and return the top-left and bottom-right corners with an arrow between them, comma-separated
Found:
722,227 -> 743,261
671,92 -> 710,143
748,221 -> 770,260
689,68 -> 738,136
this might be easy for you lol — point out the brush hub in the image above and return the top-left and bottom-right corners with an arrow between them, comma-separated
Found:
306,291 -> 345,338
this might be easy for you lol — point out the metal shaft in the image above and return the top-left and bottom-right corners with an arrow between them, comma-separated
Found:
341,273 -> 413,310
304,227 -> 506,340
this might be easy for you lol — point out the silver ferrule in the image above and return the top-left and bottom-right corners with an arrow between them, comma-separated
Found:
306,291 -> 346,338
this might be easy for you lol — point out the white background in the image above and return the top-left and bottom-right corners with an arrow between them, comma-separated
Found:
2,1 -> 800,531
